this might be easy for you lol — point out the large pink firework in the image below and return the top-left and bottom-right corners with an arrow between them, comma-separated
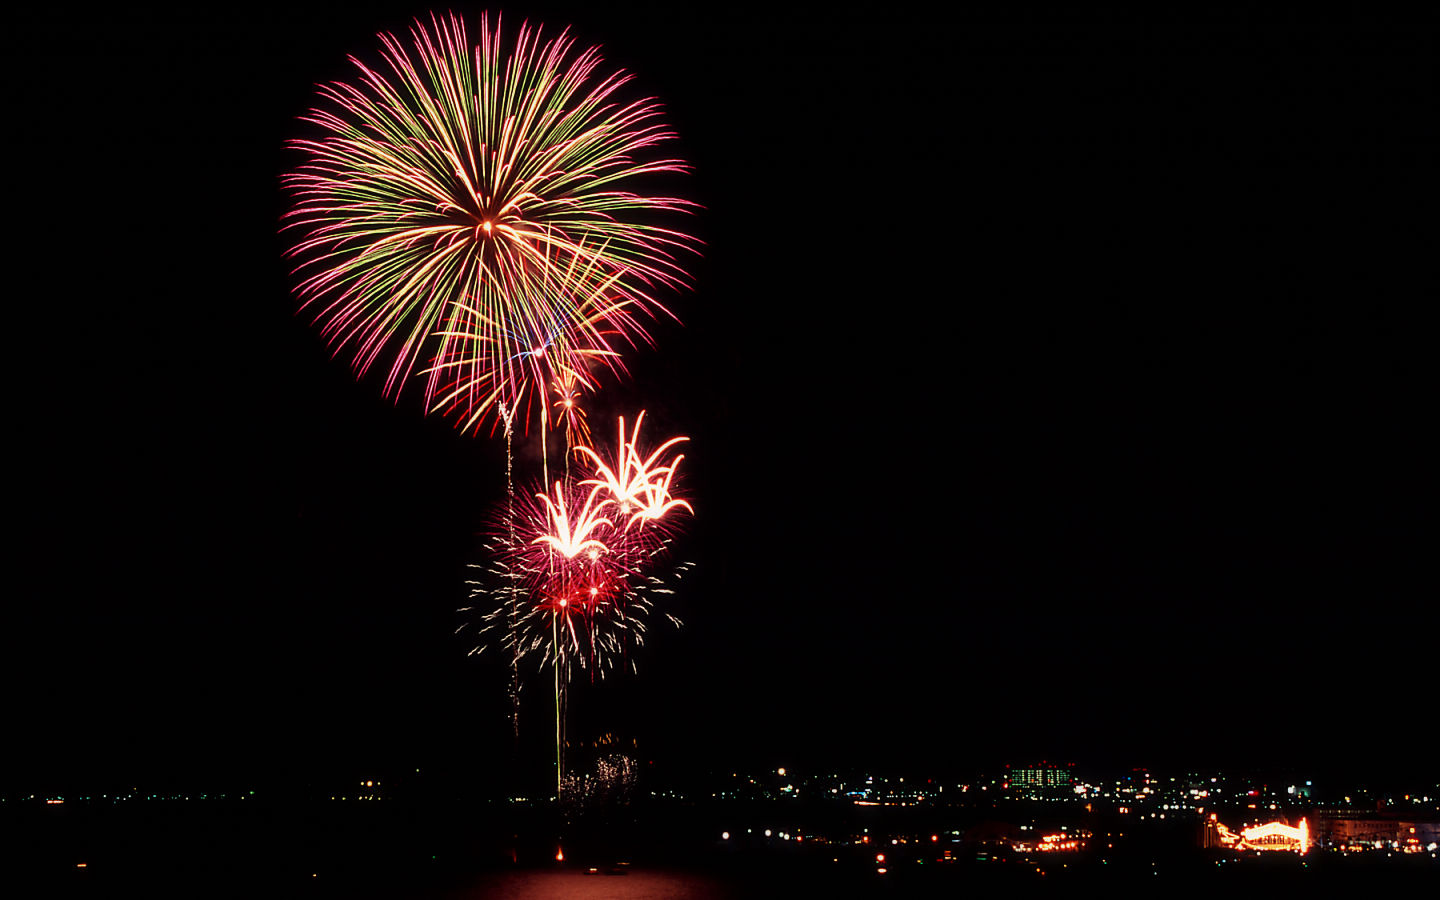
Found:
284,12 -> 696,433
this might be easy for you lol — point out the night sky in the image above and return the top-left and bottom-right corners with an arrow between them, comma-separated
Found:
11,4 -> 1430,792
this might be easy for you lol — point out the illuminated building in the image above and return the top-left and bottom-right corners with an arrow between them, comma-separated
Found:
1314,814 -> 1440,852
1011,829 -> 1091,853
1004,761 -> 1074,797
1203,815 -> 1310,854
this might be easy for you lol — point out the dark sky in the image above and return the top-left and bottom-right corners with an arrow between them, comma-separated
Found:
11,4 -> 1431,792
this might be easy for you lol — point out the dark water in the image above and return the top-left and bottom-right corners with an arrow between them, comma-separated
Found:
10,800 -> 1436,898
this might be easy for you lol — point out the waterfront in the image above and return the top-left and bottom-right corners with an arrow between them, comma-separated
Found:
13,777 -> 1436,898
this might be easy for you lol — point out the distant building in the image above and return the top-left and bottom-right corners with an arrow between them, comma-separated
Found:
1004,761 -> 1074,797
1202,815 -> 1310,853
1313,812 -> 1440,851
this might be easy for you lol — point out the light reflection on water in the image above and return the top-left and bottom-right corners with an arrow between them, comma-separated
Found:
447,868 -> 740,900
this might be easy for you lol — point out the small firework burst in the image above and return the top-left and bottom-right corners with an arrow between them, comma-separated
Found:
462,412 -> 692,677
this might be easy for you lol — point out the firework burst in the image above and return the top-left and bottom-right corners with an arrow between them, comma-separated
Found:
533,480 -> 613,560
464,504 -> 688,681
284,12 -> 696,432
576,411 -> 692,528
462,413 -> 692,677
